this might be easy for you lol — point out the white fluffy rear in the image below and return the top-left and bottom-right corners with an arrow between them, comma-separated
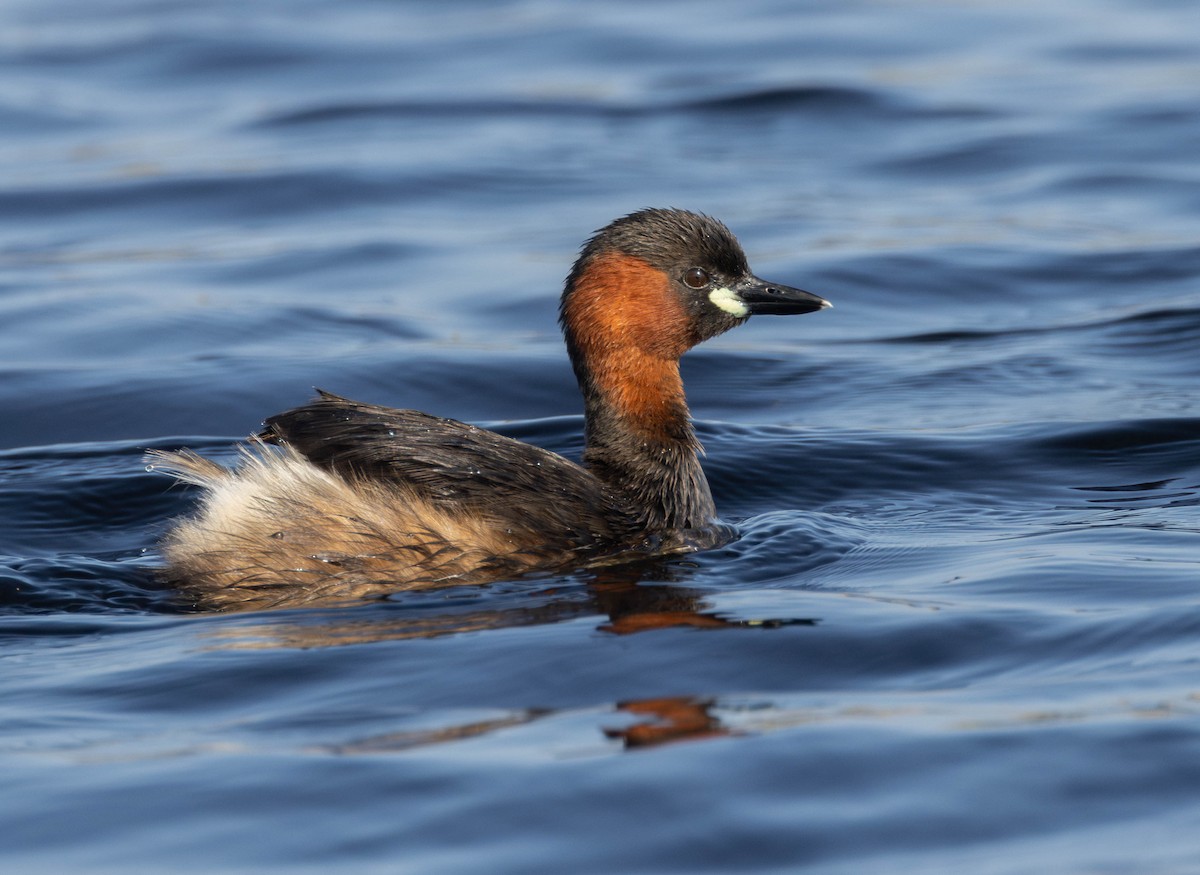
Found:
147,443 -> 532,611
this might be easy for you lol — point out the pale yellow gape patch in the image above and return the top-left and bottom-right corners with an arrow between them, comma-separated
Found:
708,286 -> 749,317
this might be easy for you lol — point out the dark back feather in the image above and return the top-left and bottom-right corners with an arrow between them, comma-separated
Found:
261,391 -> 646,551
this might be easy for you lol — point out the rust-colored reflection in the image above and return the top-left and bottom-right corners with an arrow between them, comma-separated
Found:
604,696 -> 732,748
203,560 -> 815,651
587,566 -> 815,634
317,695 -> 732,756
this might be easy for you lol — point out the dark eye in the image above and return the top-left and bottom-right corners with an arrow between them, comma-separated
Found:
683,268 -> 711,289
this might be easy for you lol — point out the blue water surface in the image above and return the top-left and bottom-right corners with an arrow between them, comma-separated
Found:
2,0 -> 1200,872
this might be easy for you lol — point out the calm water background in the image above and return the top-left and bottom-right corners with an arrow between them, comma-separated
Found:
3,0 -> 1200,871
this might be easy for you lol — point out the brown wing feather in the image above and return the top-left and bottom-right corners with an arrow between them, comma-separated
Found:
261,391 -> 644,548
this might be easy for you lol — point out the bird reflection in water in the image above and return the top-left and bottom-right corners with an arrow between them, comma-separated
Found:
321,695 -> 730,755
603,697 -> 730,747
204,561 -> 816,752
203,560 -> 816,651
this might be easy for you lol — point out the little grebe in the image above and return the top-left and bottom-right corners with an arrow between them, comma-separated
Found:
148,209 -> 829,610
